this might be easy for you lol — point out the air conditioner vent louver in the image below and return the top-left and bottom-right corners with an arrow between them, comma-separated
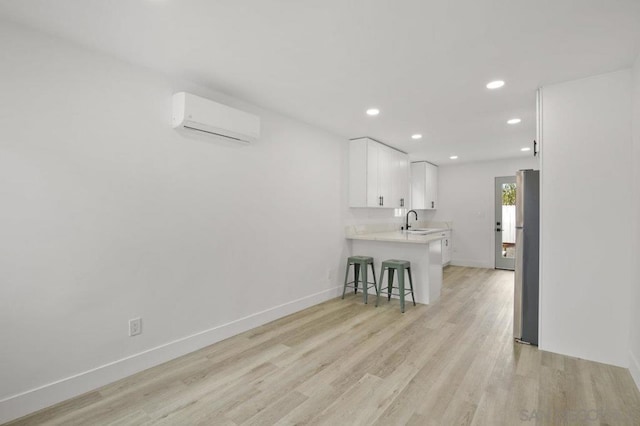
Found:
172,92 -> 260,143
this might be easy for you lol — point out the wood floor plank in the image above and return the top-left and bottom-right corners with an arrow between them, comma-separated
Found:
271,384 -> 339,426
3,391 -> 104,426
309,365 -> 416,426
7,266 -> 640,426
104,410 -> 152,426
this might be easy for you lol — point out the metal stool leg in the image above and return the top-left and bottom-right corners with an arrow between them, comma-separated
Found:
387,268 -> 395,301
407,267 -> 416,306
398,267 -> 406,313
362,263 -> 368,304
376,266 -> 385,307
370,263 -> 378,297
342,262 -> 351,299
353,263 -> 360,294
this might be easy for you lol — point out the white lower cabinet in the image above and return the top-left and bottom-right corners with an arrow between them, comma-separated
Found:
441,231 -> 452,265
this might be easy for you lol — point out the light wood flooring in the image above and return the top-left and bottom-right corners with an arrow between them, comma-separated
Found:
7,266 -> 640,425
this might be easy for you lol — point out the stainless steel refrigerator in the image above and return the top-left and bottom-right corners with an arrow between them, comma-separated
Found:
514,169 -> 540,345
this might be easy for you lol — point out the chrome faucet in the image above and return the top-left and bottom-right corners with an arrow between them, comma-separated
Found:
405,210 -> 418,230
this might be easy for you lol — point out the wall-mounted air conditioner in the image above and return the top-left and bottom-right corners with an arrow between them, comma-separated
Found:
172,92 -> 260,143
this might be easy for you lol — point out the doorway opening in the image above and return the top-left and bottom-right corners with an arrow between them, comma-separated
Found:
495,176 -> 516,270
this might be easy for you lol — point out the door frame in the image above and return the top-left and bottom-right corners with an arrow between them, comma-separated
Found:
495,176 -> 516,270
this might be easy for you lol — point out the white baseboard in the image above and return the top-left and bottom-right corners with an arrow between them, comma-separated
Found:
0,285 -> 343,424
630,350 -> 640,392
450,259 -> 494,269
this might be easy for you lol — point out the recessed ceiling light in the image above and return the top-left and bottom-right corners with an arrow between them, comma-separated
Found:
411,134 -> 422,140
521,147 -> 531,152
486,80 -> 505,89
507,118 -> 522,125
366,108 -> 380,116
450,155 -> 458,160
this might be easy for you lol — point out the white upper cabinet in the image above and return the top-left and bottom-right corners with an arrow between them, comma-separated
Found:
428,163 -> 439,208
364,140 -> 380,206
365,139 -> 392,207
411,161 -> 439,210
349,138 -> 409,208
392,149 -> 410,208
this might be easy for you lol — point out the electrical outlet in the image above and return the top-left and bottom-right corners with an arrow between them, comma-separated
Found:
129,317 -> 142,337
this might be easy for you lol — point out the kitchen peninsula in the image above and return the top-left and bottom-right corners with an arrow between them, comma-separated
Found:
346,226 -> 448,304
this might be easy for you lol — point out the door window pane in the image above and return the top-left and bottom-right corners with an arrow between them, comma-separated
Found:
502,183 -> 516,259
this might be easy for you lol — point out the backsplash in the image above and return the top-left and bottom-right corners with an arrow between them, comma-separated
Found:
345,220 -> 452,236
344,207 -> 438,226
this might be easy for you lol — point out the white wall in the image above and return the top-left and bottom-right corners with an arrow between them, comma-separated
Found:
0,22 -> 349,422
423,156 -> 539,268
630,54 -> 640,388
540,70 -> 633,368
345,206 -> 406,226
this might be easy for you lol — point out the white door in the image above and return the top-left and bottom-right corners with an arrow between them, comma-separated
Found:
495,176 -> 516,270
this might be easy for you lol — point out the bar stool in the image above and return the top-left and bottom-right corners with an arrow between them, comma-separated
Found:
342,256 -> 378,304
376,259 -> 416,313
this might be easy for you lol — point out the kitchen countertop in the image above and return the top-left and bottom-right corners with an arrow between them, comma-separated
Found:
346,229 -> 448,245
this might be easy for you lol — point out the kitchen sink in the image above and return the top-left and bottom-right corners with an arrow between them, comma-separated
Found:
405,228 -> 443,234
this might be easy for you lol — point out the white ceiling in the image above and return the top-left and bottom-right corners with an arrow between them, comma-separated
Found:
2,0 -> 640,164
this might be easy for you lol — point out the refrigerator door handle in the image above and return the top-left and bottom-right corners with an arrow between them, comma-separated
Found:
516,171 -> 524,227
513,227 -> 524,340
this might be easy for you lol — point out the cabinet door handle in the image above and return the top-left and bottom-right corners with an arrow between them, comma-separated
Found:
534,140 -> 538,157
446,240 -> 448,246
400,198 -> 404,207
431,201 -> 434,208
379,196 -> 383,206
496,228 -> 501,232
381,196 -> 384,206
